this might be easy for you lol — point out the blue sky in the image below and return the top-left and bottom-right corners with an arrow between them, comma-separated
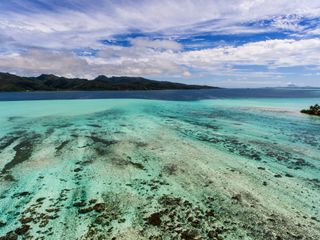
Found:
0,0 -> 320,87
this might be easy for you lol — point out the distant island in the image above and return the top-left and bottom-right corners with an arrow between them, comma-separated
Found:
301,104 -> 320,116
0,72 -> 217,91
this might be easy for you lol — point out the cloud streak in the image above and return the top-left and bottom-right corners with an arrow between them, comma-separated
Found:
0,0 -> 320,86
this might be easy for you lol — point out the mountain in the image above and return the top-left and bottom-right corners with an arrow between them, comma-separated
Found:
0,72 -> 217,91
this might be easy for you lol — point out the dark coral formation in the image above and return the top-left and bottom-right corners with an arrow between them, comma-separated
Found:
301,104 -> 320,116
0,100 -> 319,240
143,195 -> 225,239
1,134 -> 40,174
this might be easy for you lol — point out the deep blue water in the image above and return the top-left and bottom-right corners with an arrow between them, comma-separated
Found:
0,88 -> 320,101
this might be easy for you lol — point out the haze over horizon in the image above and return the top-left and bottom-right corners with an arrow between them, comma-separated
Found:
1,0 -> 320,88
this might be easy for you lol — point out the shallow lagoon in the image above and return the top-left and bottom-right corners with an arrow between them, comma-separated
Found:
0,94 -> 319,239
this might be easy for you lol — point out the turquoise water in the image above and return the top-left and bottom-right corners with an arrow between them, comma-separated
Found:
0,98 -> 319,239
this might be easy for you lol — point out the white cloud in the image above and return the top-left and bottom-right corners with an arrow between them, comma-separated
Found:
1,38 -> 320,80
0,0 -> 320,86
1,0 -> 320,49
0,47 -> 186,78
178,38 -> 320,70
0,49 -> 91,77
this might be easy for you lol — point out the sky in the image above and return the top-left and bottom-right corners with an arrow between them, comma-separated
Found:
0,1 -> 320,87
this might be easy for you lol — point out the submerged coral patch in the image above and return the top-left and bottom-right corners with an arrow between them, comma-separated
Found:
0,99 -> 319,239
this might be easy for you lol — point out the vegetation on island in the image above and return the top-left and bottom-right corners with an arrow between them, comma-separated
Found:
301,104 -> 320,116
0,72 -> 217,91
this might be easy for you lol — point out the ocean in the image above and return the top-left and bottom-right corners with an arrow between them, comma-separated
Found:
0,88 -> 319,239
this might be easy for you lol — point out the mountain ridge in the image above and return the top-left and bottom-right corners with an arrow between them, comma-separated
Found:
0,72 -> 217,91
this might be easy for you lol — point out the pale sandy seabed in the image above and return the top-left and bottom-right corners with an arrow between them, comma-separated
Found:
0,98 -> 319,240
